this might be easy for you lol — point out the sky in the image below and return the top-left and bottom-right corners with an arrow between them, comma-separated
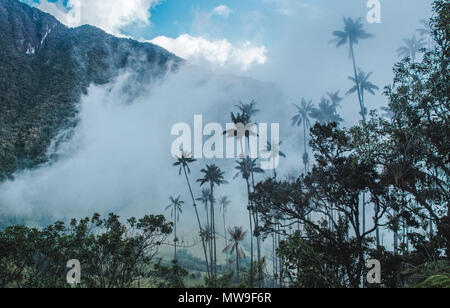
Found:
8,0 -> 435,254
22,0 -> 434,97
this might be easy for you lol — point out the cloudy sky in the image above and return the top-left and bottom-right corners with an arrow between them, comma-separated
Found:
22,0 -> 433,73
7,0 -> 435,253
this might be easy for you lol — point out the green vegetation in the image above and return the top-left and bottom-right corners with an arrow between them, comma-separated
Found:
0,0 -> 448,288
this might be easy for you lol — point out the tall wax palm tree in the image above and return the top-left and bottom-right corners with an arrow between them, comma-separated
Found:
173,152 -> 210,277
349,69 -> 380,241
224,226 -> 247,283
266,141 -> 286,178
234,157 -> 264,286
291,98 -> 314,173
397,34 -> 427,62
219,196 -> 231,248
166,196 -> 184,261
196,188 -> 212,235
347,69 -> 379,121
332,17 -> 374,122
219,196 -> 231,270
235,101 -> 266,287
197,188 -> 213,269
197,164 -> 228,279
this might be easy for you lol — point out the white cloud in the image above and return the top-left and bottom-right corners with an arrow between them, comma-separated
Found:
264,0 -> 321,17
35,0 -> 162,36
150,34 -> 267,70
212,5 -> 232,18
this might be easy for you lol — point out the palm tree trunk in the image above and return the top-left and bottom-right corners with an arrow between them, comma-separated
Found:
223,211 -> 228,271
182,166 -> 211,278
272,232 -> 276,287
394,212 -> 399,254
246,179 -> 254,287
303,120 -> 307,173
236,243 -> 240,283
350,43 -> 364,121
248,159 -> 263,288
362,193 -> 366,238
210,183 -> 217,279
174,205 -> 177,261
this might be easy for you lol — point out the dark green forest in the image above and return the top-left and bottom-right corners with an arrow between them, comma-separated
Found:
0,0 -> 449,288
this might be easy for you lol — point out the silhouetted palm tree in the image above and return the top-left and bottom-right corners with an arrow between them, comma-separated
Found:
219,196 -> 231,270
173,152 -> 210,277
347,69 -> 379,121
166,195 -> 184,261
197,165 -> 228,279
196,188 -> 213,268
349,69 -> 380,241
397,34 -> 426,62
348,70 -> 379,237
332,17 -> 373,121
234,157 -> 264,286
417,19 -> 432,38
292,98 -> 314,173
266,141 -> 286,178
327,90 -> 344,106
224,226 -> 247,283
417,18 -> 434,50
311,97 -> 343,125
236,100 -> 260,120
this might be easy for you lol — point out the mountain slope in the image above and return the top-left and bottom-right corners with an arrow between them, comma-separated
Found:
0,0 -> 181,180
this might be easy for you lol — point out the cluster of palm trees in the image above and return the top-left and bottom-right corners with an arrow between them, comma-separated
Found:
164,16 -> 434,287
168,101 -> 274,285
291,92 -> 344,173
172,153 -> 230,281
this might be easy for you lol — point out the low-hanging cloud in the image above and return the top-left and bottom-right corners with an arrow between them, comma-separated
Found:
0,64 -> 293,223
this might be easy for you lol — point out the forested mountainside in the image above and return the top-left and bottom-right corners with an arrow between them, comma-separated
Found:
0,0 -> 182,180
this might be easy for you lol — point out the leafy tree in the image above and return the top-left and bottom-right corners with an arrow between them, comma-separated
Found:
0,213 -> 172,288
383,0 -> 449,257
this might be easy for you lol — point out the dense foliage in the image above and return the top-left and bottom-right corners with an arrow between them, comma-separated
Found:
0,213 -> 172,288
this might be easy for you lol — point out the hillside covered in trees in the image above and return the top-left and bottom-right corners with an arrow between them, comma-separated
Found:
0,0 -> 181,180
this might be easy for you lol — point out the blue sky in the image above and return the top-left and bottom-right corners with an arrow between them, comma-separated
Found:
24,0 -> 285,45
